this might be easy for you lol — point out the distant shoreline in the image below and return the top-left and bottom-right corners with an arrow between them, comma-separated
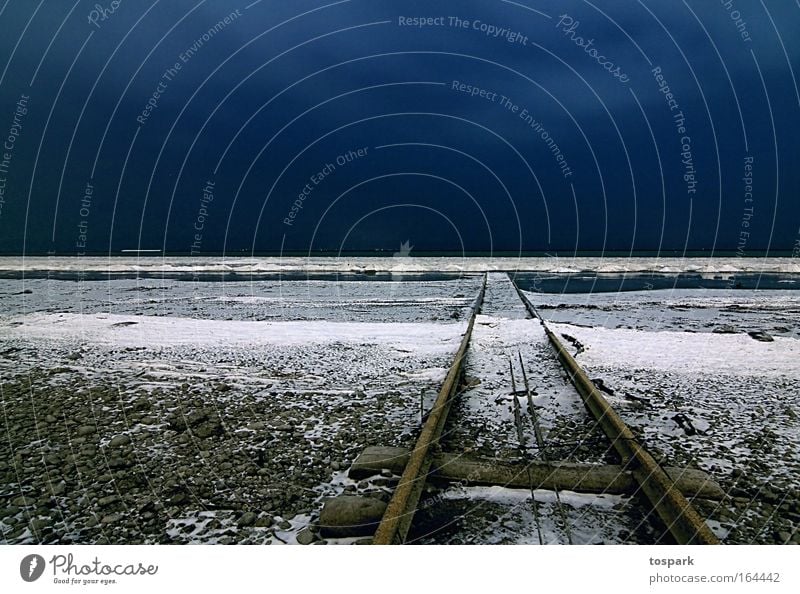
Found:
0,250 -> 797,258
0,255 -> 798,281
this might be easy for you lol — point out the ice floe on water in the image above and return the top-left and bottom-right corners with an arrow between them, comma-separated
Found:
2,255 -> 800,275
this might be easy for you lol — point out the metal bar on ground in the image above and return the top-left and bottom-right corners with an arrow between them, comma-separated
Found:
509,357 -> 544,545
519,351 -> 574,544
510,276 -> 720,545
372,274 -> 487,545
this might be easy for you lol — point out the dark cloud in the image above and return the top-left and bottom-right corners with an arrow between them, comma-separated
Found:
0,0 -> 797,254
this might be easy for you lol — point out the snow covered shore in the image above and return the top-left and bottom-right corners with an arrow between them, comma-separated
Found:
1,255 -> 799,276
1,273 -> 798,545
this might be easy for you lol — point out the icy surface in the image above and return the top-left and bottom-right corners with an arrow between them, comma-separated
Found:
534,288 -> 800,339
0,277 -> 479,323
1,312 -> 466,353
0,276 -> 477,545
412,486 -> 646,545
2,271 -> 798,545
428,273 -> 652,544
2,255 -> 799,275
531,286 -> 800,539
548,323 -> 800,379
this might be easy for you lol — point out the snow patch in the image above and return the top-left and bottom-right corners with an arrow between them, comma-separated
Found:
549,323 -> 800,378
2,312 -> 465,353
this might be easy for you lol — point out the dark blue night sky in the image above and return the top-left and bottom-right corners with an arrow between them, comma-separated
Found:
0,0 -> 798,255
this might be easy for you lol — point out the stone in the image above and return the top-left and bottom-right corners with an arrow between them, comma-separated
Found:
49,481 -> 66,497
167,409 -> 210,432
12,496 -> 36,507
76,425 -> 95,436
237,512 -> 257,527
98,495 -> 120,508
109,434 -> 131,447
108,457 -> 131,469
319,495 -> 387,538
296,528 -> 317,545
748,330 -> 774,342
254,516 -> 273,528
372,478 -> 396,488
194,422 -> 224,439
100,514 -> 120,524
169,492 -> 189,505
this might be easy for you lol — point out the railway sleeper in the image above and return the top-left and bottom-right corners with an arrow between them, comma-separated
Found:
348,445 -> 724,499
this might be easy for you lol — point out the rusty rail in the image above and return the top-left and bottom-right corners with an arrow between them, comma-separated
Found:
511,276 -> 719,545
372,273 -> 487,544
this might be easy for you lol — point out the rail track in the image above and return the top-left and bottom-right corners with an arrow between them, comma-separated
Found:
345,273 -> 721,545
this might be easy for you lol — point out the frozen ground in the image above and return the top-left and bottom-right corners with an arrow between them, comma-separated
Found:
533,290 -> 800,545
412,486 -> 643,545
443,274 -> 611,464
0,276 -> 481,544
1,268 -> 797,545
427,274 -> 660,544
536,289 -> 800,339
0,277 -> 474,323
